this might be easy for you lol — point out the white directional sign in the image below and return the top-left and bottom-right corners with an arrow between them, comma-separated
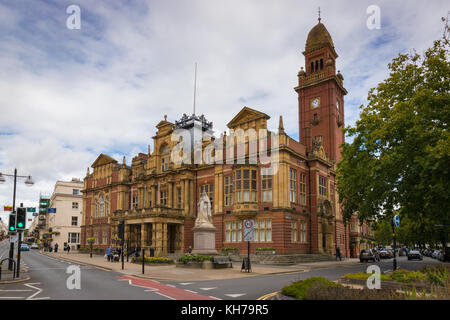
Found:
394,215 -> 400,227
10,234 -> 18,243
243,219 -> 255,242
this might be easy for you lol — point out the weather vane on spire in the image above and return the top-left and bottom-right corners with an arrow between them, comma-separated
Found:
318,7 -> 321,22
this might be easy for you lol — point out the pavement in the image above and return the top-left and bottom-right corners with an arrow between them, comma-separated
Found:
41,251 -> 318,281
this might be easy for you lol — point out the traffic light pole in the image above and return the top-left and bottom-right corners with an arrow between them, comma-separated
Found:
16,231 -> 22,277
8,169 -> 17,271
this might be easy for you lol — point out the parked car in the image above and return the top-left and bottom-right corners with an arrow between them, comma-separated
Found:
20,244 -> 30,251
360,249 -> 380,263
407,250 -> 423,261
30,243 -> 39,249
379,250 -> 391,259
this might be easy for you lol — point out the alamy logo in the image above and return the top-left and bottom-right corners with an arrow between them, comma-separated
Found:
366,5 -> 381,30
66,265 -> 81,290
66,5 -> 81,30
366,265 -> 381,289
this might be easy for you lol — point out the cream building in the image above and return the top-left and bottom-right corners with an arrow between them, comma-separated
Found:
47,178 -> 83,250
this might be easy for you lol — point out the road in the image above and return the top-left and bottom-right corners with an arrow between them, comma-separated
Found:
0,240 -> 444,300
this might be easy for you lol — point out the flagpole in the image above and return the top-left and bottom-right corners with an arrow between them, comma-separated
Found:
193,63 -> 197,115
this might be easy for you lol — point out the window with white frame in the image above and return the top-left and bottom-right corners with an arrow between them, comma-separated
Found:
71,216 -> 78,226
225,221 -> 242,242
300,173 -> 307,206
254,219 -> 272,242
261,168 -> 272,202
319,175 -> 327,197
290,168 -> 297,203
68,233 -> 80,244
99,194 -> 105,217
291,221 -> 298,242
160,190 -> 167,206
224,176 -> 233,206
300,221 -> 307,243
72,202 -> 78,209
73,189 -> 79,196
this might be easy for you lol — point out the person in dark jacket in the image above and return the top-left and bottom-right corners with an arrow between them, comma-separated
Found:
336,247 -> 342,261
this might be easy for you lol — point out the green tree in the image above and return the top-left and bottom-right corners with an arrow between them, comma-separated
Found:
337,18 -> 450,247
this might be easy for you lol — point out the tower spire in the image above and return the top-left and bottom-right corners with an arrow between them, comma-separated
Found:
318,7 -> 321,22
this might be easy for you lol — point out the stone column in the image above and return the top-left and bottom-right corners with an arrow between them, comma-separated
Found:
162,223 -> 168,254
141,223 -> 147,248
184,180 -> 189,215
152,185 -> 157,208
178,224 -> 184,253
155,223 -> 163,256
168,182 -> 173,208
124,224 -> 130,247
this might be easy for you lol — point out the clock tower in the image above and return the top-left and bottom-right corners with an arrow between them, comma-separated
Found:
294,18 -> 347,162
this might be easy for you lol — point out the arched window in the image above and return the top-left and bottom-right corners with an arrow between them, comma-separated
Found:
315,60 -> 319,72
99,194 -> 104,217
320,59 -> 323,70
94,200 -> 98,217
310,62 -> 314,73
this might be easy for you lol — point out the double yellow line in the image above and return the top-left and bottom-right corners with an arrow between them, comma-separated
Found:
257,291 -> 279,300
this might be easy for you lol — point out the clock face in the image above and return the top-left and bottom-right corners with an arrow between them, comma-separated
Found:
311,97 -> 320,108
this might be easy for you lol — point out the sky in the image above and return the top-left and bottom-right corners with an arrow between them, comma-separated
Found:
0,0 -> 448,226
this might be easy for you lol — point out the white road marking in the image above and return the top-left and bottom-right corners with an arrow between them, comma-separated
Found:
200,287 -> 217,291
209,296 -> 221,300
186,290 -> 198,294
155,292 -> 176,300
24,283 -> 50,300
179,282 -> 194,285
225,293 -> 246,298
166,284 -> 176,287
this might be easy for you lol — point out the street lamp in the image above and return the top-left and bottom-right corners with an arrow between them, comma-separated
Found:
0,169 -> 34,274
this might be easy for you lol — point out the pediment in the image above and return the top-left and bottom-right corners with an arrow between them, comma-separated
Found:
227,106 -> 270,129
91,153 -> 118,168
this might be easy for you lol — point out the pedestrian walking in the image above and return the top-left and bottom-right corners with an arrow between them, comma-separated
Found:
54,243 -> 59,253
106,247 -> 111,262
67,245 -> 71,254
336,247 -> 342,261
187,246 -> 192,255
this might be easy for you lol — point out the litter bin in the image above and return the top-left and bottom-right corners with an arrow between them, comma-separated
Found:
149,248 -> 155,257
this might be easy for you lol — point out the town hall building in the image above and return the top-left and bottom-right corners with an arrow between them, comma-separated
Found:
81,18 -> 374,258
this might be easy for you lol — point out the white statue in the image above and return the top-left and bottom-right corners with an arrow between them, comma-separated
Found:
195,191 -> 213,228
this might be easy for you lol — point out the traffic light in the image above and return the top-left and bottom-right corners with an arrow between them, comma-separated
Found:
16,207 -> 26,230
8,213 -> 16,232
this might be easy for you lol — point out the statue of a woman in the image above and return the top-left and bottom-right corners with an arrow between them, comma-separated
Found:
195,191 -> 213,227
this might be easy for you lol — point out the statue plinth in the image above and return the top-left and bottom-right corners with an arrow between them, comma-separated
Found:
192,225 -> 217,255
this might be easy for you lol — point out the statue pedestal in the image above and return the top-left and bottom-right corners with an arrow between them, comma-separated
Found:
192,225 -> 217,255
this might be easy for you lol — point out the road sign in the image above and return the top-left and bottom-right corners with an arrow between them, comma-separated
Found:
10,235 -> 17,243
394,215 -> 400,227
243,219 -> 255,242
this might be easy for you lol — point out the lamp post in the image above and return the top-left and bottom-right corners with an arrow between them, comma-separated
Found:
0,170 -> 34,271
